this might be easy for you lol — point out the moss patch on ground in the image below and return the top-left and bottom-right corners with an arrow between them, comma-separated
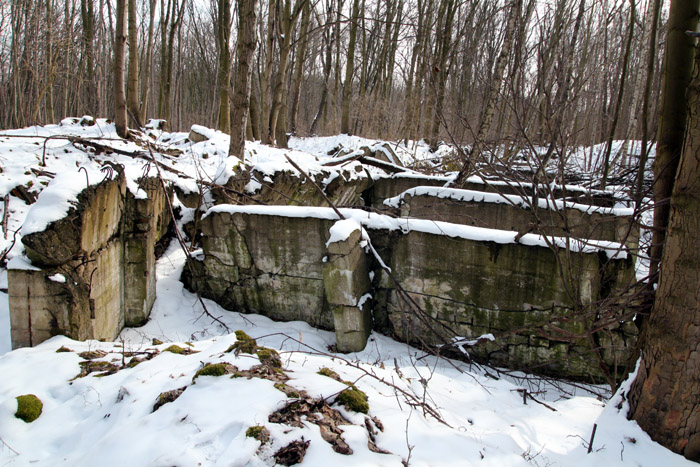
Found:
163,344 -> 198,355
257,348 -> 282,368
192,362 -> 237,382
15,394 -> 43,423
337,387 -> 369,414
227,330 -> 258,354
246,425 -> 270,444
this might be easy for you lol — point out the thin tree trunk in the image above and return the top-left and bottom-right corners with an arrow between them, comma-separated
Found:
216,0 -> 231,132
114,0 -> 128,137
229,0 -> 259,158
634,0 -> 662,202
340,0 -> 359,134
139,0 -> 156,119
289,0 -> 311,134
126,0 -> 140,125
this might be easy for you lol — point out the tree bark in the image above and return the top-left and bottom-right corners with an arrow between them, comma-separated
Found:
216,0 -> 232,132
340,0 -> 359,134
229,0 -> 259,158
634,0 -> 662,202
127,0 -> 141,125
114,0 -> 128,137
289,0 -> 311,134
648,0 -> 700,285
627,33 -> 700,462
139,0 -> 156,120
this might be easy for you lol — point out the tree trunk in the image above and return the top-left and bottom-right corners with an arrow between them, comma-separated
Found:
216,0 -> 232,132
139,0 -> 156,120
340,0 -> 359,134
269,0 -> 306,147
127,0 -> 140,126
634,0 -> 662,202
310,7 -> 334,135
648,0 -> 700,285
229,0 -> 259,158
627,34 -> 700,462
289,0 -> 311,134
114,0 -> 128,137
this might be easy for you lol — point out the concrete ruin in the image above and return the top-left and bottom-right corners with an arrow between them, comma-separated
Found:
182,206 -> 636,382
7,149 -> 640,383
8,174 -> 171,348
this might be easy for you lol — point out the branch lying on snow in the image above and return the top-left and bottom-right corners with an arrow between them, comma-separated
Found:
511,388 -> 557,412
254,331 -> 452,428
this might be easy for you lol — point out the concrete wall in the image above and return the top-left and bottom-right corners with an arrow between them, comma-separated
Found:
9,175 -> 171,349
393,188 -> 638,249
185,207 -> 637,382
370,228 -> 636,381
184,211 -> 336,330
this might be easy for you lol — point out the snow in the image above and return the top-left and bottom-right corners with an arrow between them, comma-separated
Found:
0,122 -> 685,466
48,273 -> 66,283
326,218 -> 363,246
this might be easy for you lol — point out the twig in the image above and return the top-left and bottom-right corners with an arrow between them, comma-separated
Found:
587,423 -> 598,453
0,436 -> 19,455
1,196 -> 9,240
255,331 -> 452,427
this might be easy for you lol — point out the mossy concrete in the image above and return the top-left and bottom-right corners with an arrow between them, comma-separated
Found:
184,211 -> 336,330
375,228 -> 637,382
323,228 -> 372,352
9,174 -> 173,349
123,177 -> 172,326
187,209 -> 636,381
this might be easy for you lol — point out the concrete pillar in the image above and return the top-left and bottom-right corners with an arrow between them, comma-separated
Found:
323,223 -> 373,352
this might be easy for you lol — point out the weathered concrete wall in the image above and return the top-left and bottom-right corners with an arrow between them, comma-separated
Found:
9,175 -> 172,349
393,188 -> 638,249
370,227 -> 636,381
123,177 -> 172,326
185,206 -> 637,381
184,210 -> 336,330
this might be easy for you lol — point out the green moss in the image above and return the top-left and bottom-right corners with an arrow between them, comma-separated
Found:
229,330 -> 258,354
336,387 -> 369,414
152,338 -> 163,345
163,345 -> 188,355
317,367 -> 340,380
246,425 -> 270,444
192,363 -> 234,382
235,330 -> 253,341
274,383 -> 300,398
127,357 -> 144,368
15,394 -> 43,423
56,346 -> 73,353
257,348 -> 282,368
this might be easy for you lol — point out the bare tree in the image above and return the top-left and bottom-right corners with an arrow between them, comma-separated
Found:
229,0 -> 259,158
114,0 -> 128,137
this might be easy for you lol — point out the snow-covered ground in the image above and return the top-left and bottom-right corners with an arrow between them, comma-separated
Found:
0,120 -> 680,466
